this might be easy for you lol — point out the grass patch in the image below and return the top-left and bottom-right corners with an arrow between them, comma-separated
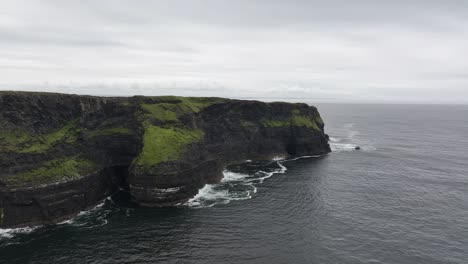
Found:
262,120 -> 289,127
290,115 -> 320,131
0,119 -> 80,153
141,103 -> 178,121
0,131 -> 30,152
19,120 -> 79,153
136,125 -> 204,167
177,97 -> 227,113
87,127 -> 134,137
141,96 -> 228,122
316,116 -> 324,125
147,96 -> 227,112
262,110 -> 321,131
5,156 -> 97,187
135,97 -> 218,168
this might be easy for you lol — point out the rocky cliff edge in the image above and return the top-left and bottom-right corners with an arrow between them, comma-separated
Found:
0,91 -> 330,228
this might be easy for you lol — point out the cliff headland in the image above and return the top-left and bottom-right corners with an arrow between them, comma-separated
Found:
0,91 -> 330,228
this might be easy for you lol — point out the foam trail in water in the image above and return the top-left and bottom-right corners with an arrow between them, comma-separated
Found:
272,156 -> 286,161
186,170 -> 256,208
222,170 -> 251,182
284,155 -> 322,162
56,198 -> 110,229
0,226 -> 39,240
331,142 -> 358,152
0,200 -> 108,239
186,159 -> 295,208
330,141 -> 376,153
186,185 -> 230,207
330,124 -> 376,153
277,161 -> 287,173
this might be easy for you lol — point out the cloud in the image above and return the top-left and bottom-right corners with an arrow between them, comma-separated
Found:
0,0 -> 467,103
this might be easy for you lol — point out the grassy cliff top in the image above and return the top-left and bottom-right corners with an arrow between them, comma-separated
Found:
0,91 -> 325,187
4,156 -> 98,187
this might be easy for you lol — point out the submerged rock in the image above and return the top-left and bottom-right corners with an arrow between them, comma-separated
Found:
0,91 -> 331,228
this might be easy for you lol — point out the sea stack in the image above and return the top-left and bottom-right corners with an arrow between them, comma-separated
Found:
0,91 -> 330,228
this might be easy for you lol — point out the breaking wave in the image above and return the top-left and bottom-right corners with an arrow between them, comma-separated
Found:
0,198 -> 113,240
1,157 -> 317,238
0,226 -> 39,240
57,198 -> 112,229
186,156 -> 313,208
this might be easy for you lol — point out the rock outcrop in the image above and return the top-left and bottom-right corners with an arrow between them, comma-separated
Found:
0,91 -> 330,228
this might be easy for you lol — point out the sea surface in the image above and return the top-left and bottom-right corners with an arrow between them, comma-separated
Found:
1,104 -> 467,264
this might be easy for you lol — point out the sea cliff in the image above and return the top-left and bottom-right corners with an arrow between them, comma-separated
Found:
0,91 -> 330,228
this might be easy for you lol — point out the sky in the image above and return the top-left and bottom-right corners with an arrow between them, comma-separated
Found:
1,0 -> 468,104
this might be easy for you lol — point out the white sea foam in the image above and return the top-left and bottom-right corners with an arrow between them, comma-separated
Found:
255,171 -> 274,184
284,155 -> 321,162
0,226 -> 39,239
57,219 -> 75,225
57,198 -> 109,227
186,185 -> 230,207
277,161 -> 287,173
272,156 -> 286,161
330,123 -> 376,153
222,170 -> 250,182
330,141 -> 376,152
344,123 -> 354,129
186,160 -> 290,208
76,200 -> 106,217
0,199 -> 110,239
331,142 -> 358,152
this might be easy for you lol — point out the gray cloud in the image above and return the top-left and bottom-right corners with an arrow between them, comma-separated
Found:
0,0 -> 468,103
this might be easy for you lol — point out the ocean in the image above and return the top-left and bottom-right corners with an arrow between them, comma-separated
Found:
1,103 -> 467,264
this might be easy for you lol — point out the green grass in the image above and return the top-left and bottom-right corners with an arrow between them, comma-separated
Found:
19,120 -> 79,153
87,127 -> 134,137
141,96 -> 228,122
316,116 -> 324,125
135,96 -> 219,169
0,119 -> 80,153
290,115 -> 320,131
177,97 -> 227,113
262,120 -> 289,127
136,125 -> 204,167
147,96 -> 227,111
0,131 -> 30,152
262,110 -> 321,131
5,156 -> 97,187
141,103 -> 178,121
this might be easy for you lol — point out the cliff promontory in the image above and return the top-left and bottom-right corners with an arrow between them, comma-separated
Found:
0,91 -> 330,228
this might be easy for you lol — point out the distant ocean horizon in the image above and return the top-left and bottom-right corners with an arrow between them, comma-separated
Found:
1,103 -> 467,264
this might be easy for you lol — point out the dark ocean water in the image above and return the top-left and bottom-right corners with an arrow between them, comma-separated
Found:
1,104 -> 468,264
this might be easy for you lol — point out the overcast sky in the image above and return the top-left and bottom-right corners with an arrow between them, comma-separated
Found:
1,0 -> 468,103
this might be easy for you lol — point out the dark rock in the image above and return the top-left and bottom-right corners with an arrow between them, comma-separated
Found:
0,91 -> 331,228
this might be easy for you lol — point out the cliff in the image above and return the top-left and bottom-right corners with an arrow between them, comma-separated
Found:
0,91 -> 330,228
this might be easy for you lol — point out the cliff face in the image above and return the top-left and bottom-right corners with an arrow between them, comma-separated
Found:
0,92 -> 330,228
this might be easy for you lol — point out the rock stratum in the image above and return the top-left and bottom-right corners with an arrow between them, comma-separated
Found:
0,91 -> 330,228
